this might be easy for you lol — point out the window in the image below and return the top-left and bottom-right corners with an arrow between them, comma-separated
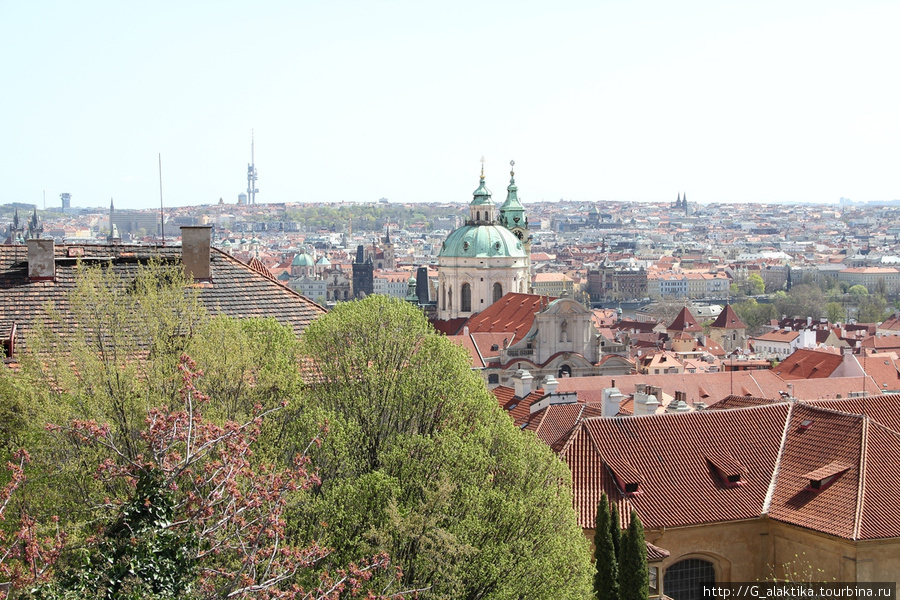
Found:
461,283 -> 472,312
664,558 -> 716,600
488,374 -> 499,384
493,282 -> 503,303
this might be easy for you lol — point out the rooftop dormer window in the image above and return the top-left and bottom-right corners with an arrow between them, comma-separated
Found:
705,450 -> 747,488
603,456 -> 642,497
802,462 -> 850,493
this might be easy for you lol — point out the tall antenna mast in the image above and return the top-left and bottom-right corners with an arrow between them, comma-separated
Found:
247,131 -> 259,205
159,153 -> 165,245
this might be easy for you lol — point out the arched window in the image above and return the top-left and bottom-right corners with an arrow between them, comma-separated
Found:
476,211 -> 481,222
441,283 -> 446,310
448,287 -> 452,310
664,558 -> 716,600
558,364 -> 572,378
493,282 -> 503,303
461,283 -> 472,312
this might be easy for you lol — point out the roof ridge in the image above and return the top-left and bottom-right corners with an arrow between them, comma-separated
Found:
762,401 -> 795,515
795,399 -> 871,421
555,419 -> 585,456
853,416 -> 869,540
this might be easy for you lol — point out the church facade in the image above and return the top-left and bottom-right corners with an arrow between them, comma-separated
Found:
436,162 -> 532,321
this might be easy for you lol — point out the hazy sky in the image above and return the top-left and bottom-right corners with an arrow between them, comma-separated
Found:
2,0 -> 898,210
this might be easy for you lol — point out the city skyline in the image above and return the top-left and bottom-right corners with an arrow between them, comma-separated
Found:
2,0 -> 898,210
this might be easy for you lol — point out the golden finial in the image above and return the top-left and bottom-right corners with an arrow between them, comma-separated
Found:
480,156 -> 485,179
510,159 -> 515,178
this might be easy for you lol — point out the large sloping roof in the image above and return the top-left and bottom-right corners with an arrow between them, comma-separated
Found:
772,348 -> 844,380
666,307 -> 702,333
710,304 -> 746,330
0,244 -> 325,352
463,293 -> 556,337
563,394 -> 900,540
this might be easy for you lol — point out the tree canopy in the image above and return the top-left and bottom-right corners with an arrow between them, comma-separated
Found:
0,264 -> 592,599
288,295 -> 593,599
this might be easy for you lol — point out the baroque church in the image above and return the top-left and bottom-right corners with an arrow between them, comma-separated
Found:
436,161 -> 531,321
432,162 -> 635,387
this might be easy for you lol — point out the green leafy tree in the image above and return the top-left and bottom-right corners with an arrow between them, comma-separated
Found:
618,510 -> 648,600
289,296 -> 593,599
848,284 -> 870,300
747,272 -> 765,296
858,294 -> 890,324
825,302 -> 847,324
733,298 -> 777,335
594,493 -> 619,600
773,284 -> 824,320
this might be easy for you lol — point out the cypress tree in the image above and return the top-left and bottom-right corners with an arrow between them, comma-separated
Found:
619,509 -> 648,600
593,492 -> 619,600
609,500 -> 621,562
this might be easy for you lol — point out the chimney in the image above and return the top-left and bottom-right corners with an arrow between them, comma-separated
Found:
27,239 -> 55,281
632,385 -> 660,416
181,226 -> 212,281
543,375 -> 559,395
512,369 -> 533,399
601,385 -> 626,417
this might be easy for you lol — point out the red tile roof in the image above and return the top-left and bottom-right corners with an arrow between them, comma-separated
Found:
710,304 -> 747,330
666,307 -> 702,333
463,293 -> 556,337
771,348 -> 844,380
562,403 -> 791,530
564,395 -> 900,540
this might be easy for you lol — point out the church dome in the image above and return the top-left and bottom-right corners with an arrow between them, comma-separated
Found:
292,252 -> 315,267
439,224 -> 527,259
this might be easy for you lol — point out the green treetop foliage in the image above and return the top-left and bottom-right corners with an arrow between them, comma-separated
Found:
618,510 -> 648,600
282,203 -> 461,232
288,295 -> 593,599
857,293 -> 890,324
747,272 -> 765,296
609,501 -> 621,565
847,284 -> 869,299
2,264 -> 591,599
594,492 -> 619,600
732,298 -> 776,336
2,262 -> 301,558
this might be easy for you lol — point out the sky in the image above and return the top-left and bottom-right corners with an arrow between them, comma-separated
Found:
2,0 -> 898,210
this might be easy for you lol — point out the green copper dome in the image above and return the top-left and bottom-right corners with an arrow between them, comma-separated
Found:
439,224 -> 527,259
292,252 -> 315,267
470,175 -> 494,207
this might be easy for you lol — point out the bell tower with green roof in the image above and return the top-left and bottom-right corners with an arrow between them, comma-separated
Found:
497,159 -> 530,261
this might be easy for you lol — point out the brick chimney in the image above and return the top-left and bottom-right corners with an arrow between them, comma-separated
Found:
180,226 -> 212,281
27,239 -> 55,281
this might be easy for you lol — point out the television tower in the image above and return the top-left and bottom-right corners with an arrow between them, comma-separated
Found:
247,131 -> 259,204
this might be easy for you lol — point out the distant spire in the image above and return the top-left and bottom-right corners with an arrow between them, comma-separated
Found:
110,197 -> 115,211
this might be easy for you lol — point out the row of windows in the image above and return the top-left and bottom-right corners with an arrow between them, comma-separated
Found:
442,282 -> 505,312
